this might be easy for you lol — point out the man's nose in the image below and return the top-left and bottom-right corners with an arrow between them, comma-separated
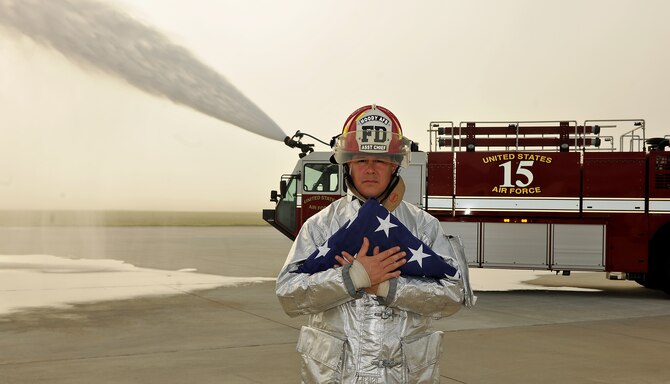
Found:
363,161 -> 376,172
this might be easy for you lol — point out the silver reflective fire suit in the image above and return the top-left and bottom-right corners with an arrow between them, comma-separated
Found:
276,194 -> 465,383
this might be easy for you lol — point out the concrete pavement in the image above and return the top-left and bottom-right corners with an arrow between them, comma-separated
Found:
1,274 -> 669,383
1,225 -> 669,383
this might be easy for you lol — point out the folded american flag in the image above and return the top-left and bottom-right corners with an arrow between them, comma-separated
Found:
295,198 -> 459,279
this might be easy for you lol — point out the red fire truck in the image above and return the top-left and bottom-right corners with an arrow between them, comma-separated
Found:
263,119 -> 670,294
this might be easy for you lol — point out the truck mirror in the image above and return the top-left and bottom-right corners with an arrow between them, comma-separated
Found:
270,190 -> 278,202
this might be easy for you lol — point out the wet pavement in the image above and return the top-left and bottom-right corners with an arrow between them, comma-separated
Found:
1,226 -> 669,383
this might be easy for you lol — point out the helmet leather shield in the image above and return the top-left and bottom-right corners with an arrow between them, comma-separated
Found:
333,105 -> 410,167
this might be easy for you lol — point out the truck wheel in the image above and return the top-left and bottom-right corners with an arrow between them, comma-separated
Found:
648,226 -> 670,294
662,257 -> 670,295
635,275 -> 660,289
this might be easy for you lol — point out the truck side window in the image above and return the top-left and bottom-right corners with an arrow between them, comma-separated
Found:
304,163 -> 339,192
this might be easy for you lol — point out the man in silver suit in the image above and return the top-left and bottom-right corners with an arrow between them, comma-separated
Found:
276,104 -> 470,383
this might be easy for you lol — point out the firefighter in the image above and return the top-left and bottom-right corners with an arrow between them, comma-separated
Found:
276,105 -> 469,383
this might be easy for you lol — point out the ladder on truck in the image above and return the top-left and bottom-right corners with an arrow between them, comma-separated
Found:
428,119 -> 646,153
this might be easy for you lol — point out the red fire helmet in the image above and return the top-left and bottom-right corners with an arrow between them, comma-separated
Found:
332,104 -> 410,167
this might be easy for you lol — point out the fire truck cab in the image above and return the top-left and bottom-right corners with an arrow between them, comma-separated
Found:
263,119 -> 670,294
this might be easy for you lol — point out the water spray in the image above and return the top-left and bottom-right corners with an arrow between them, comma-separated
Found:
0,0 -> 287,141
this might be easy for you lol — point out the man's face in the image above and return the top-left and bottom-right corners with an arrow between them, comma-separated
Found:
348,155 -> 398,198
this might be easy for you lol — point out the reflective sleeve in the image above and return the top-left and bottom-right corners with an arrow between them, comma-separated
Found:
276,262 -> 360,318
446,234 -> 477,308
382,214 -> 465,317
275,209 -> 362,317
384,275 -> 463,318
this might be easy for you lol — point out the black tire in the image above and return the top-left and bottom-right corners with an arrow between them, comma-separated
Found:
648,226 -> 670,295
662,257 -> 670,295
635,276 -> 660,289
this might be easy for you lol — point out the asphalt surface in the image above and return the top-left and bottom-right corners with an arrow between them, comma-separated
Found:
1,226 -> 669,383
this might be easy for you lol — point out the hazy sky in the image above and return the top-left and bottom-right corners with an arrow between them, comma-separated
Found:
1,0 -> 669,212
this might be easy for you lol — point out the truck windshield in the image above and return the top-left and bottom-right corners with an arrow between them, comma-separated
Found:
303,163 -> 339,193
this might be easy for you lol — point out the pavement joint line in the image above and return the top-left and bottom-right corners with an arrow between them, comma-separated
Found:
461,306 -> 670,330
171,286 -> 302,331
441,374 -> 467,383
0,283 -> 224,292
443,314 -> 670,339
0,342 -> 299,367
567,314 -> 670,344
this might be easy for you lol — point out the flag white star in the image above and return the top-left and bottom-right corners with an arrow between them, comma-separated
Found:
315,244 -> 330,258
375,213 -> 397,237
407,245 -> 431,268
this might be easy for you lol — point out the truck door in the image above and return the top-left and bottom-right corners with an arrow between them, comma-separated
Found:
268,173 -> 299,239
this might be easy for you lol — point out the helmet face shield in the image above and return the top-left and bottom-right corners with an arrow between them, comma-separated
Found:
333,105 -> 410,167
